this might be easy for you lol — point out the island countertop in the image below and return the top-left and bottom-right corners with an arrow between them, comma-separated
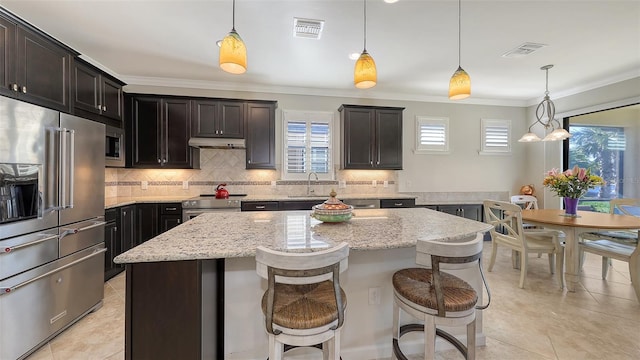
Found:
114,208 -> 492,264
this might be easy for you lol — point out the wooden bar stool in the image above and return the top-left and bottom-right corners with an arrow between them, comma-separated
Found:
255,242 -> 349,360
392,233 -> 490,360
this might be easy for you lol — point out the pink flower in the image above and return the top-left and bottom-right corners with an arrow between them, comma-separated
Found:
577,167 -> 586,181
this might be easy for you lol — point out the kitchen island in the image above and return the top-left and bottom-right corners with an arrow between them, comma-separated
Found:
115,208 -> 492,359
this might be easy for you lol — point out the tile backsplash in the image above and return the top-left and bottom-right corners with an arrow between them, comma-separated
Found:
106,149 -> 399,198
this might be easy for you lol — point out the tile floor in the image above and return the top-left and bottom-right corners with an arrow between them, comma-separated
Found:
25,244 -> 640,360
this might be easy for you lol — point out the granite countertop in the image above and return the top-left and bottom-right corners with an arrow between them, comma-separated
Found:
114,208 -> 492,264
104,193 -> 417,209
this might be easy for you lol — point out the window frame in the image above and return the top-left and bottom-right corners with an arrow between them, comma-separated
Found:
479,118 -> 511,155
414,116 -> 450,154
282,110 -> 334,180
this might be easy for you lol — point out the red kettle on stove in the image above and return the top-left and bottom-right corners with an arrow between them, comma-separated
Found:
215,183 -> 229,199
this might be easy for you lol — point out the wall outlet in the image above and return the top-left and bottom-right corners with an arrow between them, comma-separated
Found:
372,180 -> 377,187
368,287 -> 381,305
141,181 -> 148,190
339,180 -> 346,188
182,181 -> 189,190
383,180 -> 388,188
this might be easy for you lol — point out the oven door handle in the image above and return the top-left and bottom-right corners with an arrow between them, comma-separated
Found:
183,210 -> 204,216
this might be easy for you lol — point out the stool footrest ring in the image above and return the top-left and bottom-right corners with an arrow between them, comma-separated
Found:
266,344 -> 342,360
392,323 -> 468,360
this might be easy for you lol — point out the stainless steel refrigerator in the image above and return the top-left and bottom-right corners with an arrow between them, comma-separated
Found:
0,96 -> 106,360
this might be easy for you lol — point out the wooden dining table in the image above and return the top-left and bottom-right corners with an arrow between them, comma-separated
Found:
521,209 -> 640,291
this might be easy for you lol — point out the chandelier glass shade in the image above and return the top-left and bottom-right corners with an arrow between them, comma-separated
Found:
449,0 -> 470,100
518,65 -> 570,142
219,0 -> 247,74
354,0 -> 376,89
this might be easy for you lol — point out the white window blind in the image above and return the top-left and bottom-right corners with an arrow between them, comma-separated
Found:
283,111 -> 333,180
481,119 -> 511,154
415,116 -> 449,154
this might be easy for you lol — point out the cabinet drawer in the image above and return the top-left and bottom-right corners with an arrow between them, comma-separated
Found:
279,200 -> 324,211
241,201 -> 279,211
105,208 -> 119,222
160,203 -> 182,215
380,199 -> 415,208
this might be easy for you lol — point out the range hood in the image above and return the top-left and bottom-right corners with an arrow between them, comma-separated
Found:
188,137 -> 246,149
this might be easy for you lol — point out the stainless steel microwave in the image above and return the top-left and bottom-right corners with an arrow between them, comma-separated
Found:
105,125 -> 125,167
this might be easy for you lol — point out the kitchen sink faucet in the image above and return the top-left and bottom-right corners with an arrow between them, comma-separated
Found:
307,172 -> 319,195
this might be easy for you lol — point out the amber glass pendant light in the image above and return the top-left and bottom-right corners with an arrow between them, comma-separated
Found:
219,0 -> 247,74
449,0 -> 470,99
354,0 -> 376,89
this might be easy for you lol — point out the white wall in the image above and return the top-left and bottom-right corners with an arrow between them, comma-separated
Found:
125,78 -> 638,201
125,84 -> 529,196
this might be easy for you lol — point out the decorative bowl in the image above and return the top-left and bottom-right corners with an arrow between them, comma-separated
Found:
310,211 -> 353,223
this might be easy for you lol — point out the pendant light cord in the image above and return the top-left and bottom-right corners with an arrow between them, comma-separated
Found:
363,0 -> 367,51
232,0 -> 236,31
457,0 -> 461,66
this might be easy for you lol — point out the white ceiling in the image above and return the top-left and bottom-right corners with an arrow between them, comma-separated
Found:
2,0 -> 639,106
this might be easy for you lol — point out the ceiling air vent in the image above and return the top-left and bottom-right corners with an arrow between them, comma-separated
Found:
502,42 -> 547,58
293,18 -> 324,39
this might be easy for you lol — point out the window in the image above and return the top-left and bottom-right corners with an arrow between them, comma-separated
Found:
569,125 -> 626,208
480,119 -> 511,154
415,116 -> 449,154
283,110 -> 333,180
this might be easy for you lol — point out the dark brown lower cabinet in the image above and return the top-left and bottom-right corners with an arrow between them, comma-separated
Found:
125,259 -> 224,359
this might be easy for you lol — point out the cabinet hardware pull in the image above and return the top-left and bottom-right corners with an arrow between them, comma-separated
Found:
255,205 -> 266,209
11,83 -> 18,91
97,104 -> 102,110
102,105 -> 107,111
157,159 -> 161,163
166,207 -> 177,211
394,203 -> 403,206
21,86 -> 27,93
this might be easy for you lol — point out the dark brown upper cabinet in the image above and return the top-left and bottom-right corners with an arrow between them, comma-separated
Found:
245,101 -> 276,169
192,100 -> 244,138
0,10 -> 75,112
73,59 -> 125,125
126,95 -> 199,169
339,105 -> 404,170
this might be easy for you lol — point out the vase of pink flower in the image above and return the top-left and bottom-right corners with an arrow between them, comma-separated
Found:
543,166 -> 604,216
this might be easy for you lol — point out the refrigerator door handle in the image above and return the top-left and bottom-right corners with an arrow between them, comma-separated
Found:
1,234 -> 59,254
0,247 -> 107,296
59,221 -> 106,239
59,128 -> 75,210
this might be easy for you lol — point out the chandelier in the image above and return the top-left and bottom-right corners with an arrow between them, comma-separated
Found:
518,65 -> 571,142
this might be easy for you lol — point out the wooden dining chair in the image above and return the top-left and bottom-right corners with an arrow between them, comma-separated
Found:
483,200 -> 565,289
579,199 -> 639,301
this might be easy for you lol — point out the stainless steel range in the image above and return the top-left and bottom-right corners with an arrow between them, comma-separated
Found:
182,194 -> 247,222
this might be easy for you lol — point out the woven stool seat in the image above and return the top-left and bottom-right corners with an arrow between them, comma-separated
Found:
261,281 -> 347,330
393,268 -> 477,313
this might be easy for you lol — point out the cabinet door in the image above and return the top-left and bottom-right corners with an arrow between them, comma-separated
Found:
375,109 -> 403,169
101,77 -> 123,122
16,26 -> 71,112
218,101 -> 244,138
341,107 -> 375,169
130,97 -> 162,167
458,205 -> 483,222
136,204 -> 158,245
163,98 -> 193,168
120,205 -> 136,252
104,220 -> 117,277
160,215 -> 182,232
245,102 -> 276,169
73,60 -> 100,115
0,16 -> 16,98
192,99 -> 219,137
